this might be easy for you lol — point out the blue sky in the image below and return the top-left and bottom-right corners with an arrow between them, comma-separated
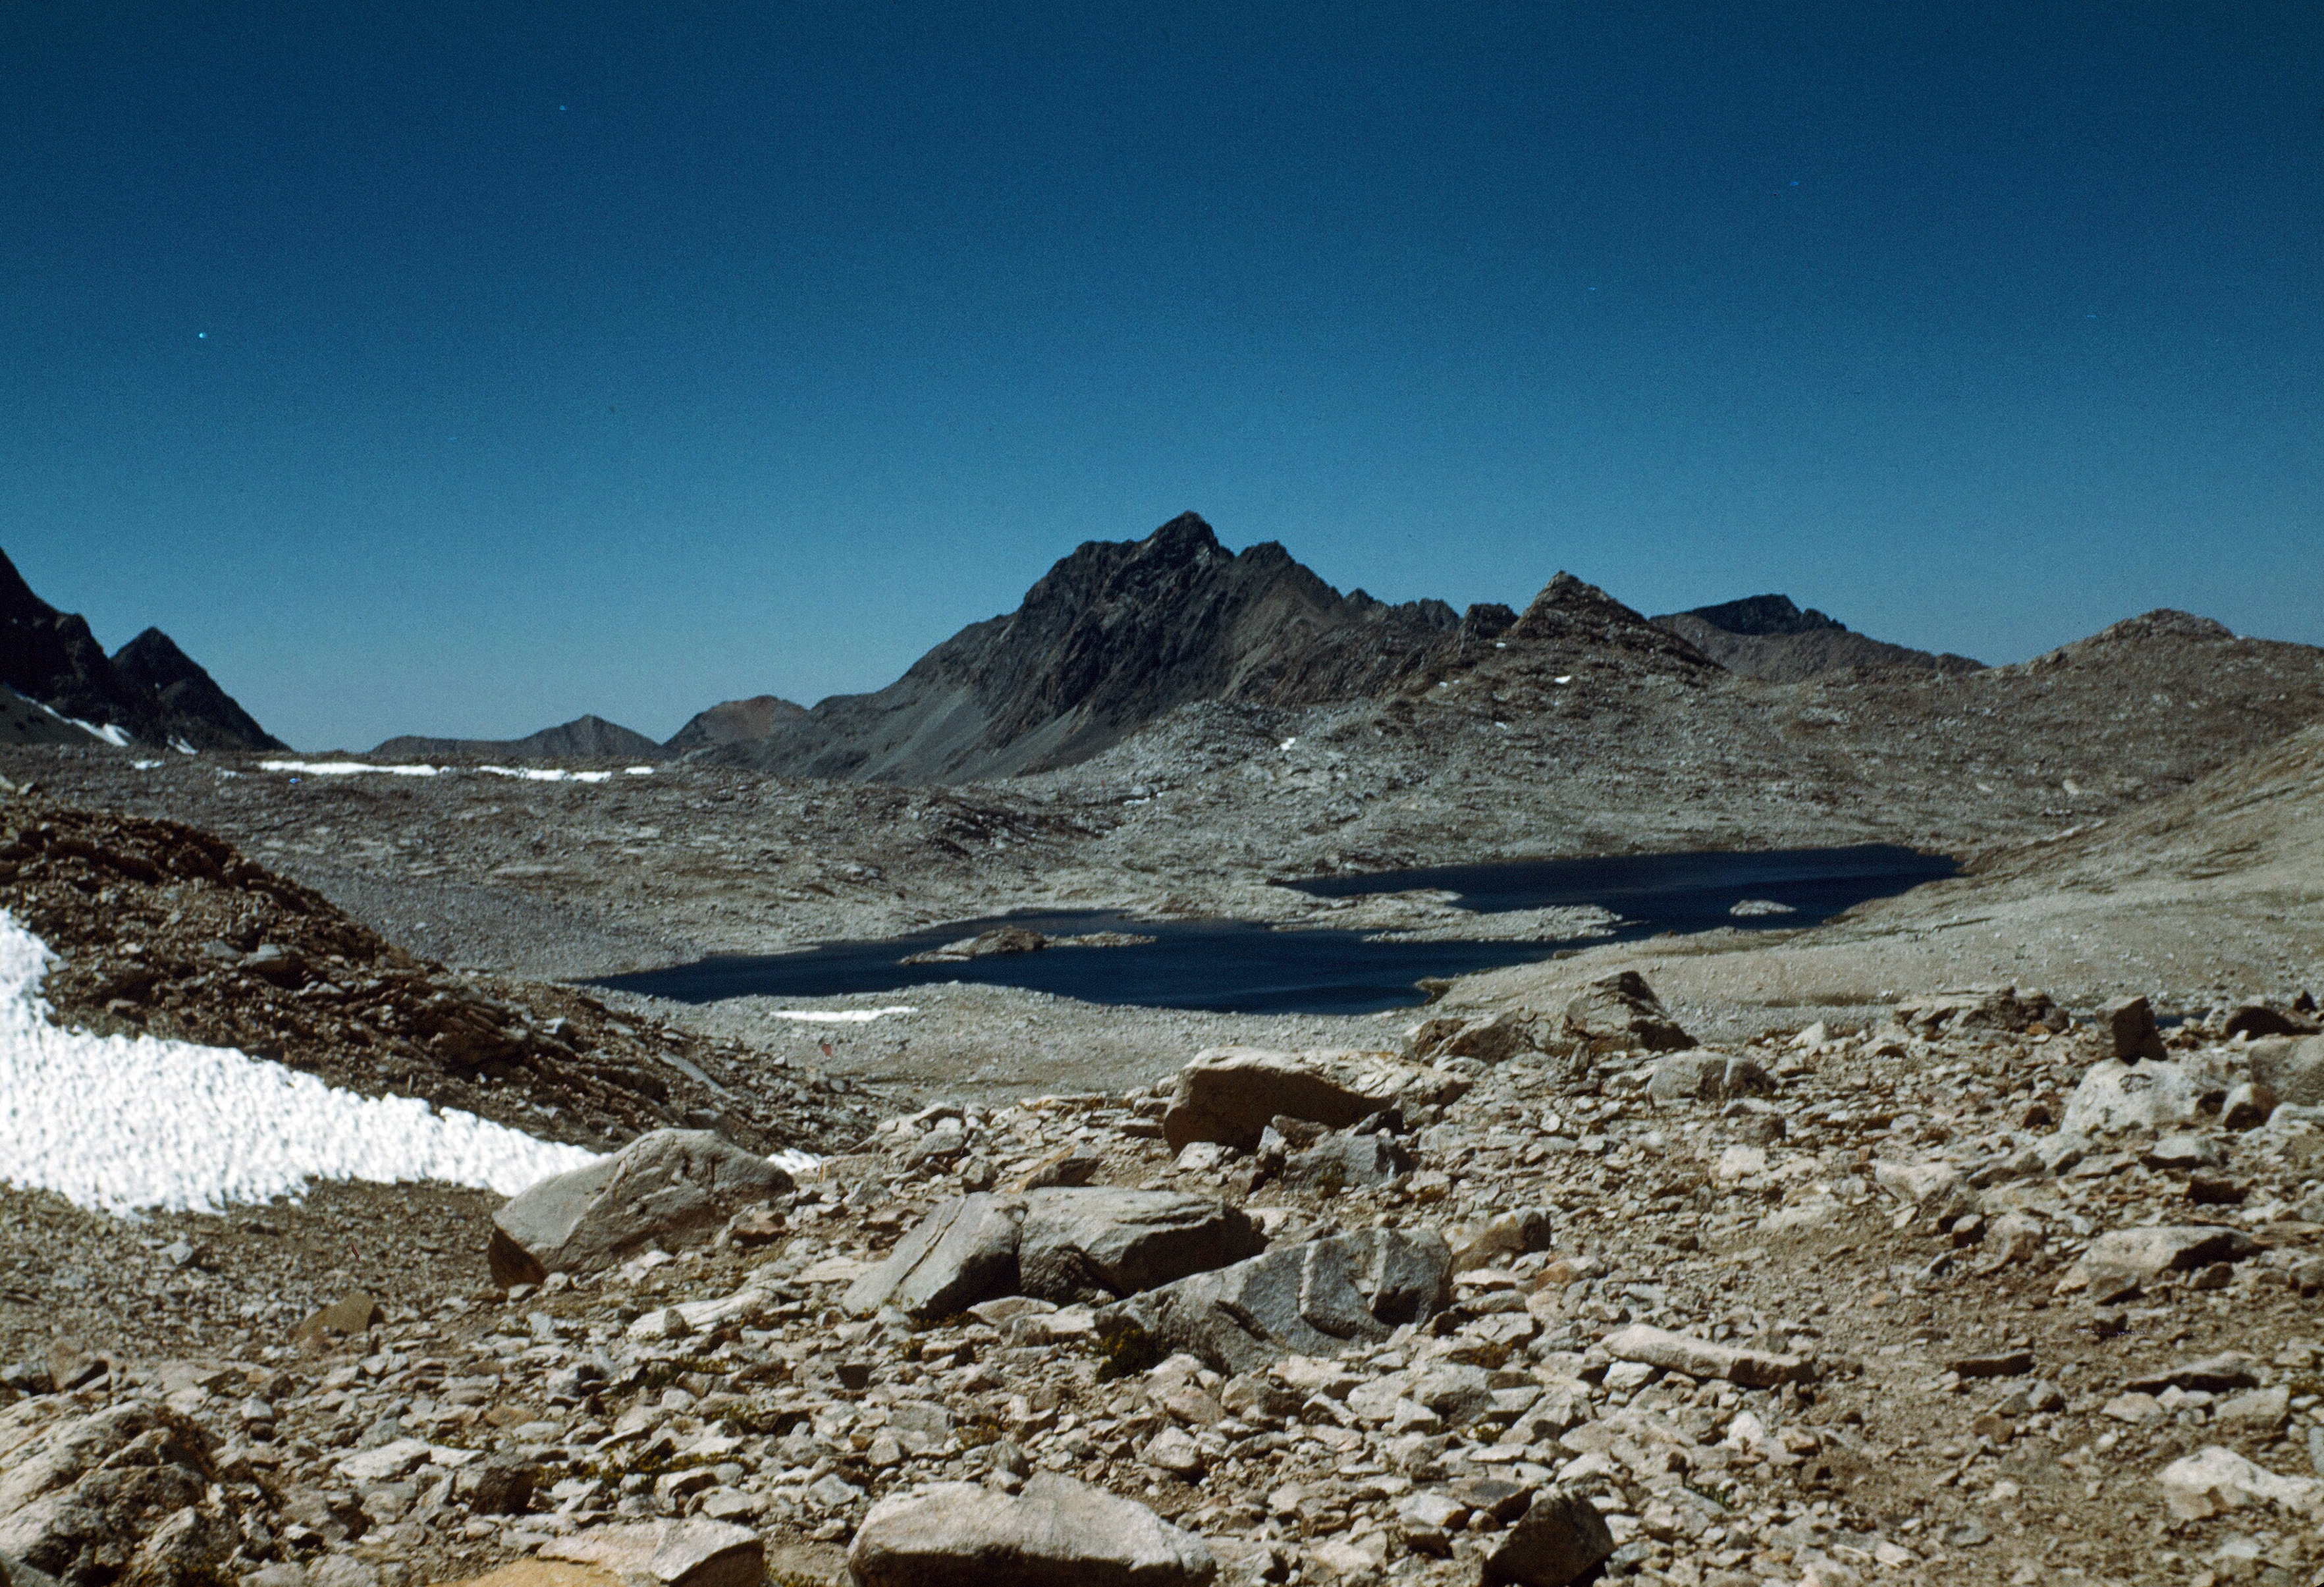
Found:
4,3 -> 2319,749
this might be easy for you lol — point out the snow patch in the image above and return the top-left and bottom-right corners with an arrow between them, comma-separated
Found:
261,760 -> 441,778
763,1006 -> 917,1025
61,716 -> 132,747
257,761 -> 620,784
475,765 -> 613,784
624,766 -> 656,776
0,911 -> 597,1215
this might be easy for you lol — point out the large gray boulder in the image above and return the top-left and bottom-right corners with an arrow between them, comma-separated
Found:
2250,1036 -> 2324,1108
1280,1132 -> 1413,1191
2062,1060 -> 2216,1137
489,1129 -> 792,1286
2072,1224 -> 2258,1289
1163,1047 -> 1447,1152
847,1473 -> 1216,1587
1482,1488 -> 1616,1587
1018,1189 -> 1264,1304
849,1188 -> 1266,1319
1107,1228 -> 1453,1374
1646,1052 -> 1775,1104
1336,1224 -> 1457,1325
845,1194 -> 1027,1320
1561,971 -> 1692,1053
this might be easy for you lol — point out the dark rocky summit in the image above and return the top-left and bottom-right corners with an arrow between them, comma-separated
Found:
700,513 -> 1489,782
0,548 -> 283,751
698,514 -> 1671,784
374,713 -> 669,763
1651,593 -> 1984,682
107,629 -> 283,751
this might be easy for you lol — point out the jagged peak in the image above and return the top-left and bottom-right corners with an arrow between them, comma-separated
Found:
111,628 -> 204,689
1669,594 -> 1845,638
1145,511 -> 1222,556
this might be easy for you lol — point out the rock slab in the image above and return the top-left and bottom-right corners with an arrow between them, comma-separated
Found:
844,1194 -> 1025,1321
1600,1325 -> 1814,1389
1017,1189 -> 1264,1304
541,1519 -> 763,1587
846,1472 -> 1216,1587
490,1130 -> 792,1285
1162,1047 -> 1429,1151
1109,1228 -> 1452,1374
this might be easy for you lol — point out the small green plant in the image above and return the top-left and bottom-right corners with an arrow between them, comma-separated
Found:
1091,1316 -> 1166,1381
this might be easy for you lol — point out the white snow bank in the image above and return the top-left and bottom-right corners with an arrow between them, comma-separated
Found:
624,766 -> 655,776
257,761 -> 622,784
475,765 -> 613,784
63,716 -> 132,747
0,911 -> 597,1215
764,1006 -> 917,1025
261,759 -> 441,778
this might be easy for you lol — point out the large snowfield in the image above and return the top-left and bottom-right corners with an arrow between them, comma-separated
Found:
0,911 -> 601,1216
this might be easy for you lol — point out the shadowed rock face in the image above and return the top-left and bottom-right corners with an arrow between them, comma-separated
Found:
108,629 -> 284,751
695,516 -> 1681,784
1651,593 -> 1984,683
702,512 -> 1485,782
0,549 -> 283,750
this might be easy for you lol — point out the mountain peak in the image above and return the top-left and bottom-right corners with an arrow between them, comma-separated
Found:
1675,594 -> 1843,637
0,552 -> 281,750
1145,511 -> 1222,557
1650,595 -> 1982,682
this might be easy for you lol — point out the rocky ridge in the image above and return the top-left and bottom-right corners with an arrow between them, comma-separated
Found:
373,719 -> 670,765
9,975 -> 2324,1586
0,548 -> 283,752
0,792 -> 877,1154
703,513 -> 1511,784
1649,597 -> 1984,684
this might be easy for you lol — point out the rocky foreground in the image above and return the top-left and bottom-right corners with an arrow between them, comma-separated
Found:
7,976 -> 2324,1587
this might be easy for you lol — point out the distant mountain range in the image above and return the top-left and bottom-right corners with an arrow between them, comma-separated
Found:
666,514 -> 1989,782
0,549 -> 283,751
375,714 -> 670,764
357,512 -> 2277,786
1650,594 -> 1983,682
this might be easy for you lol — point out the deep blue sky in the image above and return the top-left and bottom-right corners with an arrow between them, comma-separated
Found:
5,4 -> 2319,750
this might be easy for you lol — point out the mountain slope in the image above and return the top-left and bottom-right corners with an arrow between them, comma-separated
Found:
109,628 -> 286,750
711,512 -> 1498,782
374,714 -> 669,762
0,549 -> 284,750
665,694 -> 809,755
1651,594 -> 1983,682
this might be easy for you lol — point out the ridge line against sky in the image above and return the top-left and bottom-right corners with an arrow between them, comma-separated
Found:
3,2 -> 2319,749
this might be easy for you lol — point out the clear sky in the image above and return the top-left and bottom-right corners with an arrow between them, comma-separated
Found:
4,3 -> 2319,751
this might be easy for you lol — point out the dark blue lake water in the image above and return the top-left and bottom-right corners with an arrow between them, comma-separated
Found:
595,844 -> 1953,1016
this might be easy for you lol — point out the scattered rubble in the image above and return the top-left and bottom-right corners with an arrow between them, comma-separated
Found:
3,975 -> 2324,1585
